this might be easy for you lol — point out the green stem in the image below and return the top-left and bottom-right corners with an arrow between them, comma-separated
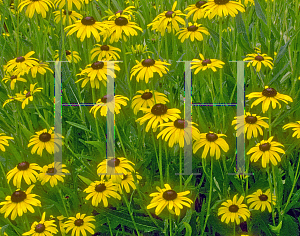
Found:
33,100 -> 51,129
58,188 -> 69,217
152,132 -> 162,187
233,222 -> 236,236
92,88 -> 101,141
219,17 -> 223,102
159,138 -> 164,188
169,213 -> 173,236
107,217 -> 113,236
272,165 -> 281,222
267,165 -> 276,225
179,147 -> 182,191
121,41 -> 132,98
116,125 -> 128,159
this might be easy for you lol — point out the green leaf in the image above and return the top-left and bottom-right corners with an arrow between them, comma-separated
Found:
78,175 -> 92,186
274,40 -> 290,65
280,215 -> 299,236
269,221 -> 282,234
285,188 -> 300,213
178,209 -> 193,232
184,174 -> 193,188
235,12 -> 250,45
254,0 -> 267,25
65,121 -> 95,134
85,141 -> 105,153
183,222 -> 192,236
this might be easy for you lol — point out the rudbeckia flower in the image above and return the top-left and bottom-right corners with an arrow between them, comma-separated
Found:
126,44 -> 153,55
104,6 -> 136,21
147,1 -> 186,36
130,58 -> 171,83
28,61 -> 53,78
0,133 -> 14,152
0,185 -> 41,220
90,95 -> 129,117
2,72 -> 27,90
283,121 -> 300,139
243,53 -> 274,72
185,1 -> 208,21
39,162 -> 70,187
218,194 -> 250,225
203,0 -> 245,19
131,89 -> 169,115
247,136 -> 285,168
15,83 -> 43,109
6,162 -> 42,188
232,112 -> 269,139
18,0 -> 54,18
118,172 -> 142,193
90,44 -> 121,61
176,22 -> 210,42
246,189 -> 276,212
157,119 -> 201,148
102,14 -> 143,43
246,86 -> 293,113
54,50 -> 81,63
64,213 -> 95,236
53,10 -> 83,25
84,180 -> 121,207
54,0 -> 82,10
193,131 -> 229,160
191,53 -> 225,73
22,212 -> 58,235
147,184 -> 193,216
28,127 -> 63,156
65,16 -> 108,42
136,104 -> 181,132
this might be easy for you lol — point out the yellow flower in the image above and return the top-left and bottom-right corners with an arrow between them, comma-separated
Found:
53,10 -> 83,25
243,53 -> 274,72
203,0 -> 245,19
185,1 -> 208,21
90,44 -> 121,61
176,22 -> 209,42
54,0 -> 82,10
39,162 -> 70,187
0,133 -> 14,152
2,72 -> 27,90
54,50 -> 81,63
191,53 -> 225,73
125,44 -> 153,55
117,172 -> 142,193
246,189 -> 276,212
18,0 -> 54,18
28,61 -> 53,78
283,121 -> 300,139
64,213 -> 95,236
15,83 -> 43,109
22,212 -> 58,235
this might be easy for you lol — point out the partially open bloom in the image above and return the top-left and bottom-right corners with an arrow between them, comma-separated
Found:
0,133 -> 14,152
147,184 -> 193,216
54,50 -> 81,63
53,10 -> 83,25
191,53 -> 225,73
39,162 -> 70,187
104,6 -> 136,21
126,44 -> 153,55
54,0 -> 82,10
2,72 -> 27,90
243,53 -> 274,72
283,121 -> 300,139
247,136 -> 285,168
246,189 -> 276,213
22,212 -> 58,235
203,0 -> 245,19
118,172 -> 142,193
90,44 -> 121,61
246,86 -> 293,113
176,22 -> 209,42
185,1 -> 208,21
28,61 -> 53,78
64,213 -> 95,236
18,0 -> 54,18
15,83 -> 43,109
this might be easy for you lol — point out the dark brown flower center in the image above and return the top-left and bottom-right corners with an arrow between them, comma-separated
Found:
255,55 -> 264,61
91,61 -> 104,70
229,204 -> 239,212
74,219 -> 84,226
202,59 -> 211,66
245,116 -> 257,124
174,119 -> 187,129
122,174 -> 128,180
101,95 -> 113,103
46,167 -> 57,175
163,190 -> 177,200
206,133 -> 218,142
141,92 -> 153,100
25,91 -> 31,98
259,143 -> 271,152
115,17 -> 128,26
142,59 -> 155,67
81,16 -> 96,25
11,190 -> 27,203
66,50 -> 71,56
165,11 -> 175,18
214,0 -> 229,4
35,224 -> 45,233
262,87 -> 277,97
196,1 -> 207,8
151,104 -> 168,116
258,194 -> 268,201
107,158 -> 120,167
17,162 -> 30,171
16,56 -> 25,62
187,25 -> 198,31
100,45 -> 110,51
95,183 -> 106,192
63,10 -> 72,15
10,75 -> 17,80
39,132 -> 51,142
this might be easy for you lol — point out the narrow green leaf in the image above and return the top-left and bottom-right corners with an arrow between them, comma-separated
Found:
78,175 -> 93,186
254,0 -> 267,25
183,222 -> 192,236
274,40 -> 290,65
66,121 -> 95,134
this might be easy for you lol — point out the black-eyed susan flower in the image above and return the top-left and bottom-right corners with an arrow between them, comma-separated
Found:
283,121 -> 300,138
76,61 -> 120,88
232,112 -> 269,139
246,86 -> 293,113
246,189 -> 276,213
247,136 -> 285,168
18,0 -> 54,18
28,127 -> 63,156
65,16 -> 107,42
64,213 -> 95,236
0,133 -> 14,152
90,95 -> 129,117
39,162 -> 70,187
0,185 -> 41,220
97,157 -> 135,182
84,180 -> 121,207
157,119 -> 201,148
136,104 -> 181,132
203,0 -> 245,19
54,49 -> 81,63
118,172 -> 142,193
218,194 -> 250,225
29,61 -> 53,78
185,1 -> 208,21
131,89 -> 169,115
53,10 -> 83,25
147,184 -> 193,216
2,95 -> 17,107
104,6 -> 136,21
6,162 -> 42,188
126,44 -> 153,55
2,72 -> 27,90
22,212 -> 58,236
243,53 -> 274,72
54,0 -> 82,10
15,83 -> 43,109
90,44 -> 121,61
4,51 -> 39,75
191,53 -> 225,73
102,14 -> 143,43
147,1 -> 186,36
193,131 -> 229,160
130,59 -> 170,83
176,22 -> 209,42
